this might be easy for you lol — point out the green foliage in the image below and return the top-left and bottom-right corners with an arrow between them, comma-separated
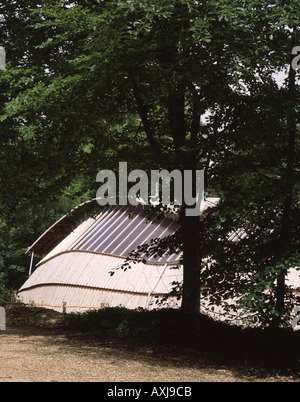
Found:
0,0 -> 299,324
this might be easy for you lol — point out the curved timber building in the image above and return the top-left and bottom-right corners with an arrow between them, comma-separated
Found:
18,202 -> 185,312
19,199 -> 299,319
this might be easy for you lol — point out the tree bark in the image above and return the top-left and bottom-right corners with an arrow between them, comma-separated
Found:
131,75 -> 203,314
168,88 -> 202,313
180,211 -> 202,313
130,74 -> 161,154
272,32 -> 297,328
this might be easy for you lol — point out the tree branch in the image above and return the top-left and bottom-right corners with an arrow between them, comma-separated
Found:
168,88 -> 186,149
129,74 -> 160,153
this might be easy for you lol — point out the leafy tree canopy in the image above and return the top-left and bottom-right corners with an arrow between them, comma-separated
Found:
0,0 -> 299,324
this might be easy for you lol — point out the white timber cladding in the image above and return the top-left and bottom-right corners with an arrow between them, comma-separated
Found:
18,251 -> 182,312
19,205 -> 184,312
19,201 -> 299,314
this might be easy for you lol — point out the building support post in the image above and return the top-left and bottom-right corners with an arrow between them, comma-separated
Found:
29,250 -> 34,277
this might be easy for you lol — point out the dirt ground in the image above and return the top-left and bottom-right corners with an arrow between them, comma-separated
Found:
0,305 -> 297,383
0,328 -> 290,383
0,328 -> 248,383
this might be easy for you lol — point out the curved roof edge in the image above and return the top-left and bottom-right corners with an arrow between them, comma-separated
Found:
19,250 -> 182,295
27,198 -> 220,257
27,199 -> 99,256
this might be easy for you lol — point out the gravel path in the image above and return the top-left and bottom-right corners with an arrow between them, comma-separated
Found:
0,328 -> 296,383
0,328 -> 251,383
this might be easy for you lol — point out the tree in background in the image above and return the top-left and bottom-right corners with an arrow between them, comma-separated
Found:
0,0 -> 299,325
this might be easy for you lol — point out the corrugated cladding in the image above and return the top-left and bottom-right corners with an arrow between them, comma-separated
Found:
19,251 -> 182,312
20,252 -> 181,294
18,285 -> 179,313
19,201 -> 299,315
20,204 -> 185,312
38,206 -> 181,265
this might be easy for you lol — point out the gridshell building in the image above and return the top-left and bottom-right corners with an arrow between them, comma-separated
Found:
18,203 -> 184,312
18,199 -> 299,317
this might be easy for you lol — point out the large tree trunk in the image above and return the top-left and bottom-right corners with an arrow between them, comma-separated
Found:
272,32 -> 297,328
180,211 -> 202,313
133,75 -> 203,314
168,88 -> 202,313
